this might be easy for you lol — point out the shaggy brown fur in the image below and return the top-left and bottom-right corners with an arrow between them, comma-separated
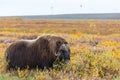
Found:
5,34 -> 70,70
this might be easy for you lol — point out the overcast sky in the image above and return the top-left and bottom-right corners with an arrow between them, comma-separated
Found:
0,0 -> 120,16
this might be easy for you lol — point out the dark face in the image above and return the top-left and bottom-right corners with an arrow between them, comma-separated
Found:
56,42 -> 70,62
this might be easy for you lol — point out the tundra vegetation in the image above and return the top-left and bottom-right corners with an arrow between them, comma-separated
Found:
0,18 -> 120,80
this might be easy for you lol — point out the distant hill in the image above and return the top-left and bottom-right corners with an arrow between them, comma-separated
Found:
0,13 -> 120,20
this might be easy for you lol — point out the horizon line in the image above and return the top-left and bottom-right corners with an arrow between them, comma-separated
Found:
0,12 -> 120,17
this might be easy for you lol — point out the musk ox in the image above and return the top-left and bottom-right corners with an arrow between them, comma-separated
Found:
5,34 -> 70,70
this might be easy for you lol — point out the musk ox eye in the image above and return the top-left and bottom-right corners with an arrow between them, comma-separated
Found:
64,42 -> 68,44
56,41 -> 62,47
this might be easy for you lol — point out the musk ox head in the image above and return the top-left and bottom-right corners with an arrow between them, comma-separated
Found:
5,34 -> 70,70
55,41 -> 70,62
39,35 -> 70,63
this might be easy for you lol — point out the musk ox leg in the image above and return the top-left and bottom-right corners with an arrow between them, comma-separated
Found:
38,64 -> 53,70
7,63 -> 15,70
39,59 -> 55,69
7,63 -> 21,70
7,61 -> 26,70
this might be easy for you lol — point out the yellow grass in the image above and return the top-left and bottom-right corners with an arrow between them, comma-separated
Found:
0,18 -> 120,80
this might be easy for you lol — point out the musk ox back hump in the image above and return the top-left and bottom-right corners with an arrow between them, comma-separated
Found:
5,34 -> 70,70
